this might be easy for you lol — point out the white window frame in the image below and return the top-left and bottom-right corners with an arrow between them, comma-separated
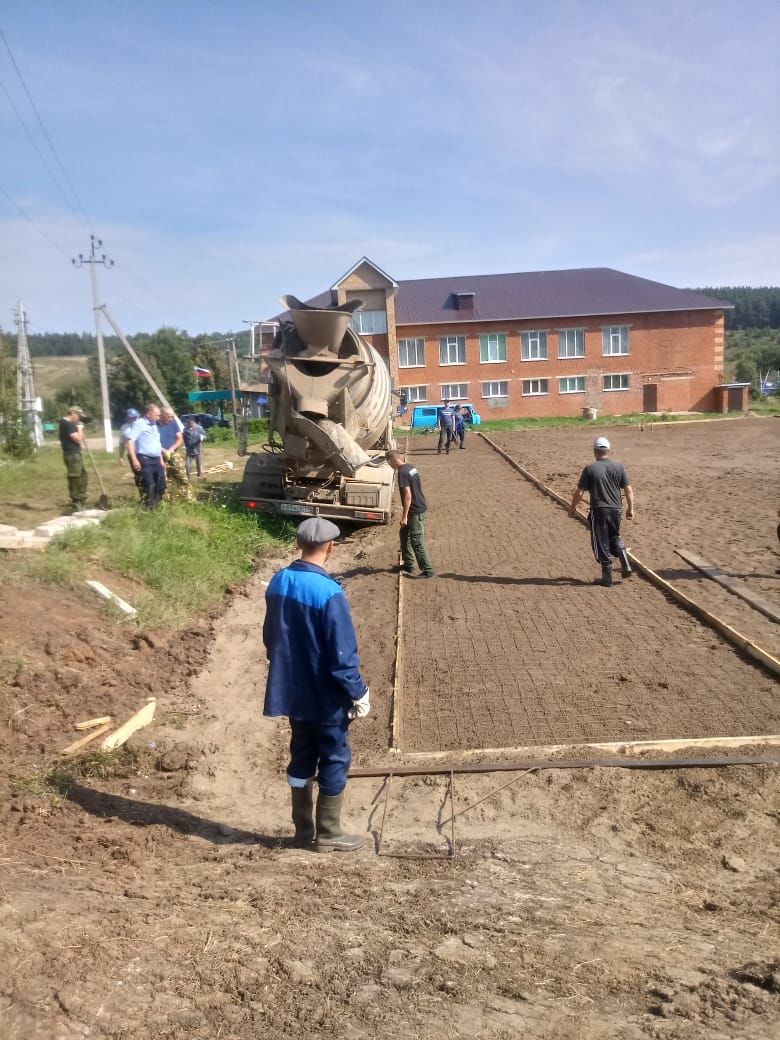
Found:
479,332 -> 507,364
439,383 -> 469,400
351,310 -> 387,335
558,375 -> 586,394
557,328 -> 585,359
402,385 -> 427,402
602,325 -> 630,356
398,338 -> 425,368
521,330 -> 548,361
602,373 -> 630,391
481,380 -> 509,399
439,335 -> 466,366
521,378 -> 549,396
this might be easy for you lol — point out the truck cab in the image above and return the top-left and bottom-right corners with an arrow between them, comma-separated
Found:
409,403 -> 481,428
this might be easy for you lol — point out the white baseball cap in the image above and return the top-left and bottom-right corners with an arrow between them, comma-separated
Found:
593,436 -> 611,451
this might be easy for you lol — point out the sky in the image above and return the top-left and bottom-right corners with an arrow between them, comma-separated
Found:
1,0 -> 778,335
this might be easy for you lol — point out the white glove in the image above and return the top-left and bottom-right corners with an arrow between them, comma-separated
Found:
348,688 -> 370,720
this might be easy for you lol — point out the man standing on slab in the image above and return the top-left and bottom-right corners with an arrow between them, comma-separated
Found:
569,436 -> 635,587
263,517 -> 370,852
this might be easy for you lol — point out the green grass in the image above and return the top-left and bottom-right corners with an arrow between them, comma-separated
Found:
0,440 -> 252,528
10,745 -> 155,802
745,396 -> 780,416
30,355 -> 90,399
25,500 -> 293,626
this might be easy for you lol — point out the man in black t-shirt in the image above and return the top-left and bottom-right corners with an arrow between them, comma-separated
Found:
58,406 -> 88,512
386,450 -> 434,577
569,436 -> 635,587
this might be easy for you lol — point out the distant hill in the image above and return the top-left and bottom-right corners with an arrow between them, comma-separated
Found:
30,355 -> 90,399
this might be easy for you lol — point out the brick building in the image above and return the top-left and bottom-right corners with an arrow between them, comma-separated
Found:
268,258 -> 735,418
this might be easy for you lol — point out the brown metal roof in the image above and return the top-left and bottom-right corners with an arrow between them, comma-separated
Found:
280,266 -> 731,325
392,267 -> 731,325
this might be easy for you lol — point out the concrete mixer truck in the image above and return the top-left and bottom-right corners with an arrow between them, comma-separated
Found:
237,295 -> 396,524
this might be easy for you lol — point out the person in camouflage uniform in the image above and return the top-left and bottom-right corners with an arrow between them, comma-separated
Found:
158,407 -> 197,503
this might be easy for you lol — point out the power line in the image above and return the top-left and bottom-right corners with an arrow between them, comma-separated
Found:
0,26 -> 92,228
0,175 -> 71,259
0,75 -> 86,224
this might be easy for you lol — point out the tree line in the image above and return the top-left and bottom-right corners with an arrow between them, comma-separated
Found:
692,286 -> 780,330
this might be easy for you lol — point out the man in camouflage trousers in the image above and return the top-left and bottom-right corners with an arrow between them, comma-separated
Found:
158,407 -> 196,503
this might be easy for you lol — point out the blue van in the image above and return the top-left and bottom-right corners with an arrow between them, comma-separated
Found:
409,403 -> 481,429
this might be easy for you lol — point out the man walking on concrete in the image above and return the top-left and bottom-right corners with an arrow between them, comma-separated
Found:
386,449 -> 434,578
436,400 -> 456,454
569,436 -> 634,587
58,405 -> 88,512
263,517 -> 370,852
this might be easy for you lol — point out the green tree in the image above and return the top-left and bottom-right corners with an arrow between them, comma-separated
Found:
192,337 -> 230,391
734,355 -> 758,388
97,352 -> 168,422
132,328 -> 195,412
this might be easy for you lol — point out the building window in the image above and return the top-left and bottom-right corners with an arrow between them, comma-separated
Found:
440,383 -> 468,400
351,310 -> 387,335
398,338 -> 425,367
482,380 -> 509,398
558,376 -> 586,394
521,331 -> 548,361
439,336 -> 466,365
602,326 -> 629,356
479,332 -> 507,363
521,378 -> 549,396
603,373 -> 630,391
558,328 -> 585,358
402,385 -> 427,402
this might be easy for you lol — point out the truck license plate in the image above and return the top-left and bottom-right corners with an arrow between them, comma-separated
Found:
279,502 -> 310,514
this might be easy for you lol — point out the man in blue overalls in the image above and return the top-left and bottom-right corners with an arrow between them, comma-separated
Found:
263,517 -> 370,851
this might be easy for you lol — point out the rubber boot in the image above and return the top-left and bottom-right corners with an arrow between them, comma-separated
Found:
314,792 -> 365,853
618,550 -> 633,578
290,783 -> 315,848
594,564 -> 613,587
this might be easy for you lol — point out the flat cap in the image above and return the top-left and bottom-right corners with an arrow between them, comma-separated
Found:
296,516 -> 340,545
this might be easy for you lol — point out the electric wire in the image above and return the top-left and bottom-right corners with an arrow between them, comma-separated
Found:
0,175 -> 71,260
0,26 -> 92,228
0,76 -> 84,223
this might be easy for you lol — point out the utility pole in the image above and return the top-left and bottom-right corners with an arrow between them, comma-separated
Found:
73,235 -> 114,452
14,300 -> 43,448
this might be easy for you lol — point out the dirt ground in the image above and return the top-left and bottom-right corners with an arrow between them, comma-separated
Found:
1,417 -> 778,1039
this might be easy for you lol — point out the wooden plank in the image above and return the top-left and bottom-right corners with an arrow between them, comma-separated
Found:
675,548 -> 780,624
74,715 -> 112,731
350,753 -> 780,779
61,723 -> 112,757
390,733 -> 780,759
100,698 -> 157,751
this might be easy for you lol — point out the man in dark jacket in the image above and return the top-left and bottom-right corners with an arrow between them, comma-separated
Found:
569,436 -> 635,586
58,405 -> 88,512
263,517 -> 370,852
